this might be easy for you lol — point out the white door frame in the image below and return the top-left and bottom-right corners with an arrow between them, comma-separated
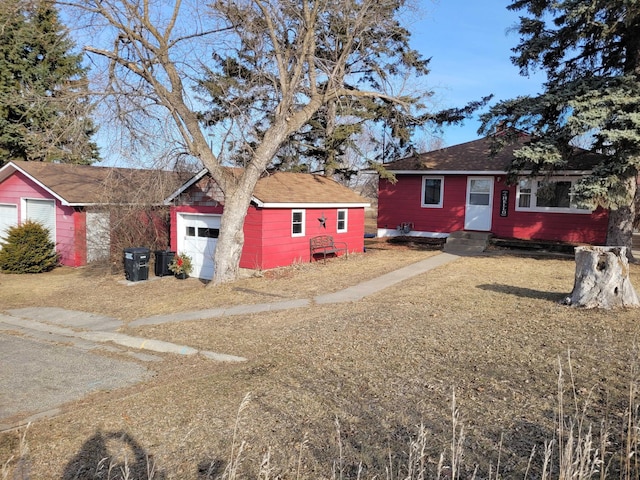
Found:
177,213 -> 221,280
464,176 -> 494,231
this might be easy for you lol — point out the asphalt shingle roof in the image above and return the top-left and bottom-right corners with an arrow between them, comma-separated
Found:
384,136 -> 602,173
252,172 -> 368,205
1,161 -> 188,205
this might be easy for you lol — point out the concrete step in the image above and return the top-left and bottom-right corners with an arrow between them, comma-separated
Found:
447,231 -> 493,241
444,231 -> 492,254
443,237 -> 487,247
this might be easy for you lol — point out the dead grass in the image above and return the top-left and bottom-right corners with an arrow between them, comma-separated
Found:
2,245 -> 640,479
0,240 -> 434,321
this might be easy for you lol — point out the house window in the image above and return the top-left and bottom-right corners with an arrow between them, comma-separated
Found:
292,209 -> 305,237
337,209 -> 347,232
421,176 -> 444,208
516,178 -> 590,213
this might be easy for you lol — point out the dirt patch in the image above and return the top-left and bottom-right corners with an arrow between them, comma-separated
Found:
2,248 -> 640,479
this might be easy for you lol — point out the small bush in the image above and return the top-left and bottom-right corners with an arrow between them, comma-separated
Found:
0,221 -> 59,273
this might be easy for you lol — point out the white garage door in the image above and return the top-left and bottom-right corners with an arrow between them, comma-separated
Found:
178,214 -> 220,280
25,199 -> 55,243
0,204 -> 18,243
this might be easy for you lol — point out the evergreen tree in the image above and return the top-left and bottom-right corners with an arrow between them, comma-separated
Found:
479,0 -> 640,254
0,0 -> 99,165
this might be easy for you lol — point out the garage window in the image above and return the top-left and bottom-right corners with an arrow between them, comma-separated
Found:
198,227 -> 219,238
337,209 -> 347,232
292,210 -> 305,237
186,226 -> 219,238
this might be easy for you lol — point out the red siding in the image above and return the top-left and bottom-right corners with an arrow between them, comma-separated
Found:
378,176 -> 465,233
379,174 -> 608,244
490,180 -> 608,244
170,203 -> 366,271
0,171 -> 84,267
240,206 -> 265,269
72,210 -> 87,267
240,207 -> 365,270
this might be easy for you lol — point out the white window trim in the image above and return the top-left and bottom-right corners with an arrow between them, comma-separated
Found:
515,177 -> 592,214
291,209 -> 305,237
421,175 -> 444,208
336,209 -> 348,233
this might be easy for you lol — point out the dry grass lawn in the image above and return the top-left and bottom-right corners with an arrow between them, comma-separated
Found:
2,241 -> 640,479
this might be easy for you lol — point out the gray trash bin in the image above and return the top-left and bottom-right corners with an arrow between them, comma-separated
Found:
123,247 -> 150,282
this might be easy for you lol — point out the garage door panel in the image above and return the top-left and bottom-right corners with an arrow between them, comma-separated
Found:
25,199 -> 55,242
0,204 -> 18,243
180,214 -> 220,280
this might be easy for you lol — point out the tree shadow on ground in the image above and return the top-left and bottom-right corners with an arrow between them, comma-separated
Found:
61,430 -> 166,480
477,283 -> 568,302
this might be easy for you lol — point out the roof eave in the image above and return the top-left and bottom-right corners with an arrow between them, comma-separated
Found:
0,161 -> 72,206
388,169 -> 593,176
255,202 -> 370,209
388,170 -> 507,175
163,167 -> 209,205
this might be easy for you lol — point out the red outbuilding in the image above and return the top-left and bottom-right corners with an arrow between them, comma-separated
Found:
166,169 -> 370,280
0,161 -> 181,267
377,135 -> 609,245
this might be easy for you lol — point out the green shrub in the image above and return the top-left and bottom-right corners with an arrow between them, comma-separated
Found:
0,221 -> 59,273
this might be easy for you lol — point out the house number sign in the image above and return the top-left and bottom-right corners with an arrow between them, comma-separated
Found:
500,190 -> 509,217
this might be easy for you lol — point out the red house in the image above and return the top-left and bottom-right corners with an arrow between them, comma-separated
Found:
377,136 -> 609,245
0,161 -> 182,267
166,169 -> 369,280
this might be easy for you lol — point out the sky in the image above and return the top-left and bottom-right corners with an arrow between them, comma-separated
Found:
92,0 -> 549,166
409,0 -> 546,147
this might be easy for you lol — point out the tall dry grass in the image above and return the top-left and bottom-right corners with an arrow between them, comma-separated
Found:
3,355 -> 640,480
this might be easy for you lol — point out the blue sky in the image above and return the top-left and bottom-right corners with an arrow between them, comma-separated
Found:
410,1 -> 546,147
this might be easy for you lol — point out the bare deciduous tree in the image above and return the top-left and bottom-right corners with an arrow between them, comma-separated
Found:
61,0 -> 432,283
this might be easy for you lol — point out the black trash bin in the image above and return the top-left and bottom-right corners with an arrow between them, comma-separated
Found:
154,250 -> 175,277
123,247 -> 150,282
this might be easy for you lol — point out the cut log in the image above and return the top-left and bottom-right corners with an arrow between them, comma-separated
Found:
564,246 -> 639,309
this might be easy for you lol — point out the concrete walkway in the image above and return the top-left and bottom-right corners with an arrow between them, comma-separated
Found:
131,252 -> 459,326
1,252 -> 459,360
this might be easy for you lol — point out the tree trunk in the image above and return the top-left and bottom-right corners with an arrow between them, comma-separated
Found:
564,246 -> 639,309
606,174 -> 637,262
213,193 -> 251,284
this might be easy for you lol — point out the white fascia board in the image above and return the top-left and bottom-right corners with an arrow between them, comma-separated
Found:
2,161 -> 71,206
389,169 -> 592,176
163,168 -> 209,205
520,170 -> 592,176
67,202 -> 166,207
254,202 -> 371,209
389,170 -> 507,175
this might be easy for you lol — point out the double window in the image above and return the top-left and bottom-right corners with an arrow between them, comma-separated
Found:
516,178 -> 589,213
421,176 -> 444,208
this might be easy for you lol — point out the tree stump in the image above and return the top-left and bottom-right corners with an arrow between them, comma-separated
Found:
564,246 -> 639,309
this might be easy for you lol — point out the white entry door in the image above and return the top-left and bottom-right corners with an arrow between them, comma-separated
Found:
464,177 -> 494,231
178,214 -> 220,280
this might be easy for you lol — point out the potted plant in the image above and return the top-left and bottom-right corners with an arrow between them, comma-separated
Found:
169,252 -> 193,279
